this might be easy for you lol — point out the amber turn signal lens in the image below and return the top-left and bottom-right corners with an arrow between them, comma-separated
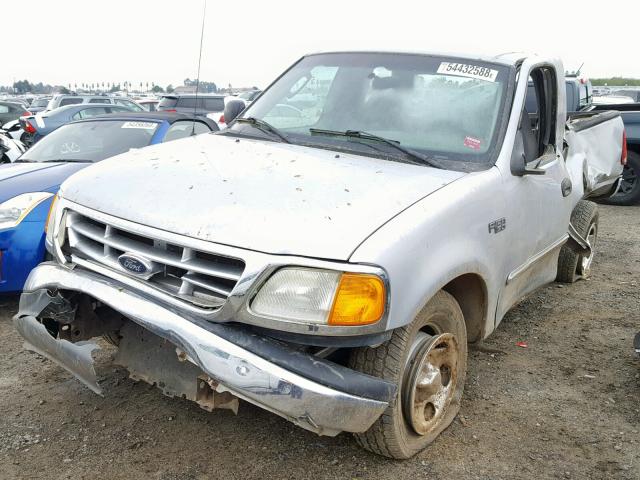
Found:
328,273 -> 385,326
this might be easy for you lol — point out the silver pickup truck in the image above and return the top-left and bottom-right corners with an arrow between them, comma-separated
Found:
14,51 -> 626,459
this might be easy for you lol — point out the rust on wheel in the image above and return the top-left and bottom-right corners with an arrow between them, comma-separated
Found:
403,333 -> 460,436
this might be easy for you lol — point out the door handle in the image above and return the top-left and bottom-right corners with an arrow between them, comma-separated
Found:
561,178 -> 572,197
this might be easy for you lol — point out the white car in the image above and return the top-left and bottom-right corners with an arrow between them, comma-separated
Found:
0,131 -> 26,162
0,119 -> 26,142
592,95 -> 635,105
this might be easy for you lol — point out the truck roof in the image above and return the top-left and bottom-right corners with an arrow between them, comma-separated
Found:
304,50 -> 531,67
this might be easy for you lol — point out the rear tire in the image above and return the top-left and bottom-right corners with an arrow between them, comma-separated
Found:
349,290 -> 467,459
602,151 -> 640,206
20,132 -> 33,148
556,200 -> 598,283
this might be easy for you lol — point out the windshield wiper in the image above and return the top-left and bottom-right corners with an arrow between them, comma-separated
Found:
309,128 -> 444,169
15,158 -> 91,163
41,159 -> 91,163
235,117 -> 290,143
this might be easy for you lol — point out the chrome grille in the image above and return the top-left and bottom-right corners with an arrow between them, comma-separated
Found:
64,210 -> 245,309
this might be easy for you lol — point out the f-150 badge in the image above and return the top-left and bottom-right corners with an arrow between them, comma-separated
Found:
488,218 -> 506,234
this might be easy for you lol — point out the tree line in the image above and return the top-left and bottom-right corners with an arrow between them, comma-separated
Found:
0,79 -> 221,95
591,77 -> 640,86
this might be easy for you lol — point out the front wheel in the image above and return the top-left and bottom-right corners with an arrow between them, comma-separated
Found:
349,290 -> 467,459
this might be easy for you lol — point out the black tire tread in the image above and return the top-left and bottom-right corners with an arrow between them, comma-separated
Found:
602,151 -> 640,206
556,200 -> 598,283
349,290 -> 465,459
350,329 -> 409,458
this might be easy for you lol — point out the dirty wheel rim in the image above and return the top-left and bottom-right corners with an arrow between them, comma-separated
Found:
403,333 -> 459,436
579,222 -> 598,276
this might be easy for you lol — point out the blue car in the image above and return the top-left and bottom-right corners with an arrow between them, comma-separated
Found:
19,103 -> 134,145
0,112 -> 217,293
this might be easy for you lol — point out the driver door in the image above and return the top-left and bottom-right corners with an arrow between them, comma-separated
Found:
496,66 -> 574,322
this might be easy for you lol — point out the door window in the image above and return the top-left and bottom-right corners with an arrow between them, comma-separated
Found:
163,121 -> 211,142
203,98 -> 224,111
60,97 -> 83,106
116,99 -> 144,111
76,107 -> 109,119
522,67 -> 557,162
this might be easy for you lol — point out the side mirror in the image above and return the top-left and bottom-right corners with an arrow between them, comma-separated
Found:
224,99 -> 247,125
510,129 -> 545,176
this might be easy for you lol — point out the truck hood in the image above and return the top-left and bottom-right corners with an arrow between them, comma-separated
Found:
61,134 -> 464,260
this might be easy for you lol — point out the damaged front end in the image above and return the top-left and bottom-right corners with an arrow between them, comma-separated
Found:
14,263 -> 395,436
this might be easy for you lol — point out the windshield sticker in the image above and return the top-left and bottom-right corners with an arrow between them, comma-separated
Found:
437,62 -> 498,82
121,121 -> 156,129
464,136 -> 482,150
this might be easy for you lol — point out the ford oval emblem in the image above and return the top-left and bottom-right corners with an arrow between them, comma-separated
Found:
118,253 -> 152,276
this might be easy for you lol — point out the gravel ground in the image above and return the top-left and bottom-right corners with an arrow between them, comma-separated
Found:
0,204 -> 638,480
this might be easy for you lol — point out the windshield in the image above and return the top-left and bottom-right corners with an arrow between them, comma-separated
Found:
20,120 -> 159,163
31,98 -> 49,108
158,97 -> 178,108
233,53 -> 511,167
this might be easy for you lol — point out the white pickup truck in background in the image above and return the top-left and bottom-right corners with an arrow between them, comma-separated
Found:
15,51 -> 626,459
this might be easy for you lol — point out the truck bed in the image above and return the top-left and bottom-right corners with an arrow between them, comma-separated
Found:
566,110 -> 620,131
564,110 -> 624,198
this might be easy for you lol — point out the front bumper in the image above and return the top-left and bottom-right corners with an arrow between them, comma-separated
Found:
15,263 -> 394,436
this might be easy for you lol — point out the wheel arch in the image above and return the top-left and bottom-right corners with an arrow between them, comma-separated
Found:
441,273 -> 488,343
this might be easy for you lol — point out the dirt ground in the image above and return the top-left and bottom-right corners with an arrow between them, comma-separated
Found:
1,204 -> 638,480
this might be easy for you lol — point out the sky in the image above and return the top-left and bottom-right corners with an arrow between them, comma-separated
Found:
3,0 -> 639,90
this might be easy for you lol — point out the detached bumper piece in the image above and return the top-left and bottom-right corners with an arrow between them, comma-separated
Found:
15,263 -> 395,436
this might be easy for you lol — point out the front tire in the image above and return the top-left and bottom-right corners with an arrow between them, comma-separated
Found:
556,200 -> 599,283
349,290 -> 467,459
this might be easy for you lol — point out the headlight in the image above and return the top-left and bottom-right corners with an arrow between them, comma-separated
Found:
251,267 -> 385,326
0,192 -> 54,230
44,194 -> 66,254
